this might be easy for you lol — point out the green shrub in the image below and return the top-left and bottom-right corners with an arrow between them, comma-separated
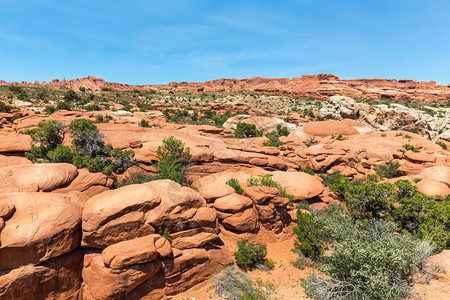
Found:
115,171 -> 153,188
234,123 -> 263,138
291,254 -> 314,270
0,100 -> 14,113
403,143 -> 419,152
263,130 -> 282,147
226,178 -> 244,195
44,106 -> 55,115
299,168 -> 315,175
85,104 -> 100,111
436,141 -> 447,150
213,266 -> 277,300
323,177 -> 450,252
234,240 -> 268,270
101,87 -> 111,92
63,89 -> 81,103
139,119 -> 150,127
302,220 -> 428,300
46,145 -> 73,163
56,101 -> 71,111
263,124 -> 290,147
247,175 -> 294,203
375,160 -> 400,178
69,119 -> 105,157
293,210 -> 325,258
154,136 -> 191,184
25,120 -> 65,162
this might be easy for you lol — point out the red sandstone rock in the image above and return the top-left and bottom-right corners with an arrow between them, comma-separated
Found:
0,192 -> 81,271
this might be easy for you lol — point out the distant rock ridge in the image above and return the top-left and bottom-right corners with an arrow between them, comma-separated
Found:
1,73 -> 449,102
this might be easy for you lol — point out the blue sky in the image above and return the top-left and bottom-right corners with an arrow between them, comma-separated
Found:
0,0 -> 449,84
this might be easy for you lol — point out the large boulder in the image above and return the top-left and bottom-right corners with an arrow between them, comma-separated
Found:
292,119 -> 371,138
82,180 -> 206,249
417,179 -> 450,198
0,250 -> 83,300
419,166 -> 450,186
0,163 -> 78,193
271,171 -> 324,200
0,192 -> 82,270
0,132 -> 31,153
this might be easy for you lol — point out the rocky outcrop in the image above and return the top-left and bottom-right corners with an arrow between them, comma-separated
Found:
3,74 -> 448,101
223,115 -> 297,133
319,96 -> 450,141
0,163 -> 78,193
80,180 -> 231,299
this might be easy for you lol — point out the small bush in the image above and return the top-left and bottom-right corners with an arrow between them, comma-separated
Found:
247,175 -> 294,203
291,251 -> 314,270
403,143 -> 420,152
226,178 -> 244,195
44,106 -> 55,115
0,101 -> 14,113
299,168 -> 315,175
46,145 -> 73,163
213,266 -> 277,300
294,210 -> 325,258
25,120 -> 66,162
263,124 -> 290,147
115,171 -> 153,188
436,141 -> 447,150
234,123 -> 263,138
155,136 -> 191,184
69,119 -> 105,157
139,119 -> 150,127
63,89 -> 81,103
234,240 -> 268,270
375,160 -> 400,179
56,101 -> 71,111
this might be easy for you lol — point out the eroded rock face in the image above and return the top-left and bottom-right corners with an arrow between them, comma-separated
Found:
0,192 -> 82,271
0,250 -> 84,300
0,163 -> 78,193
319,96 -> 450,141
80,179 -> 231,299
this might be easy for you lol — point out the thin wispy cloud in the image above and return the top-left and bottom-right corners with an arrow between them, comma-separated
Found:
0,0 -> 448,84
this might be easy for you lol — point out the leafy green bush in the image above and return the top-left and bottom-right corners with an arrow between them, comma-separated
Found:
213,266 -> 278,300
234,123 -> 263,138
234,240 -> 268,270
0,100 -> 14,113
403,143 -> 420,152
436,141 -> 447,150
299,168 -> 315,175
321,175 -> 450,252
139,119 -> 150,127
247,175 -> 294,202
85,104 -> 101,111
115,171 -> 153,188
46,145 -> 73,163
56,101 -> 71,111
263,124 -> 290,147
69,119 -> 105,157
154,136 -> 191,184
25,118 -> 135,175
293,210 -> 326,258
226,178 -> 244,195
25,120 -> 66,162
302,220 -> 428,300
375,160 -> 401,178
63,89 -> 81,103
44,106 -> 55,115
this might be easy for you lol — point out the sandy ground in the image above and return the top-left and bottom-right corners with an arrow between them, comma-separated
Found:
175,237 -> 312,300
